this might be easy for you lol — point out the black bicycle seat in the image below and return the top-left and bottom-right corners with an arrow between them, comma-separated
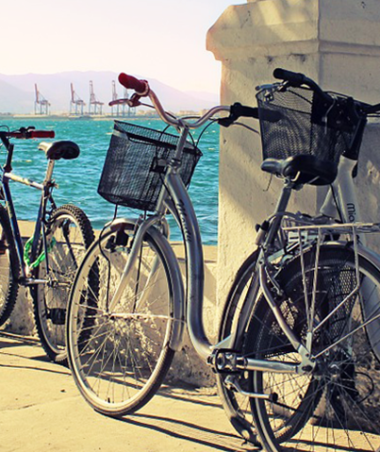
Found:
261,154 -> 337,186
38,141 -> 80,160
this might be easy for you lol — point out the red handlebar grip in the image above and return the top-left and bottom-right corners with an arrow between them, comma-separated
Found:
118,73 -> 149,96
30,131 -> 55,139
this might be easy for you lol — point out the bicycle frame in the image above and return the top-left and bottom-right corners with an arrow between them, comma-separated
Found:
107,124 -> 212,359
213,151 -> 380,375
0,151 -> 57,282
321,155 -> 362,228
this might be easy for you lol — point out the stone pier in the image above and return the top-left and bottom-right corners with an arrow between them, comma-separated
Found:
207,0 -> 380,309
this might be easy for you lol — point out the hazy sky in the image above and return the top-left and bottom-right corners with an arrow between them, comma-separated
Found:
3,0 -> 243,93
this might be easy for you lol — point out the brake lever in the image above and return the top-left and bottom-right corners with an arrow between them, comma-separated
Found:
108,95 -> 142,108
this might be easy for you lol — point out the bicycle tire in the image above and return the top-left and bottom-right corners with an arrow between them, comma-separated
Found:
216,250 -> 261,444
0,204 -> 19,326
250,245 -> 380,451
32,204 -> 94,363
66,221 -> 178,417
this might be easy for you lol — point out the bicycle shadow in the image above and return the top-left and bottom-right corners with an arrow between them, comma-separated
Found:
0,332 -> 38,348
0,335 -> 69,376
282,441 -> 370,452
118,412 -> 259,452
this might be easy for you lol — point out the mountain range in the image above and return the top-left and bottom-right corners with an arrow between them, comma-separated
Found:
0,71 -> 219,114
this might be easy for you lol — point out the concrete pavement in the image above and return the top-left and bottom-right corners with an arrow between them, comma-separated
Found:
0,332 -> 255,452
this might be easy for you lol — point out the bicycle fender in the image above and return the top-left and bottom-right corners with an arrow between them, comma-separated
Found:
321,240 -> 380,268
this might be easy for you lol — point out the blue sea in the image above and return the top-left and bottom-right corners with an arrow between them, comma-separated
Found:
0,118 -> 219,245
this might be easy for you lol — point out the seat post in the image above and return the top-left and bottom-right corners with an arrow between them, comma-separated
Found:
43,159 -> 55,185
264,181 -> 294,246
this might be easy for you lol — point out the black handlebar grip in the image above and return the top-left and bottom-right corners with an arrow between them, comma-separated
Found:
118,73 -> 149,96
219,102 -> 282,127
273,68 -> 307,85
231,103 -> 259,119
231,103 -> 282,122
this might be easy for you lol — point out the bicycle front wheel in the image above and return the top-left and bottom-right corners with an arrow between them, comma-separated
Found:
250,245 -> 380,452
33,204 -> 94,363
66,222 -> 177,417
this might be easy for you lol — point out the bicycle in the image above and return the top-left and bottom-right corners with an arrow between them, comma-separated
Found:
65,73 -> 264,413
66,71 -> 380,451
0,126 -> 94,363
216,69 -> 380,451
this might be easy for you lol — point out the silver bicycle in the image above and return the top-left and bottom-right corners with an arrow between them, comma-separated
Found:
65,72 -> 250,414
216,69 -> 380,451
66,70 -> 380,452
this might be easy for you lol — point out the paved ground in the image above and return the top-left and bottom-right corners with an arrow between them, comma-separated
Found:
0,332 -> 256,452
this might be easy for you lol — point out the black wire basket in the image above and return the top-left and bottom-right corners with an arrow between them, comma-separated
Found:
256,86 -> 362,164
98,121 -> 202,212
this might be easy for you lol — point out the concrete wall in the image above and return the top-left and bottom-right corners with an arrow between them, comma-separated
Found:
207,0 -> 380,310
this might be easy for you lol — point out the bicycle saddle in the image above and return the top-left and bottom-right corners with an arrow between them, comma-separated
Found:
261,154 -> 337,186
38,141 -> 80,160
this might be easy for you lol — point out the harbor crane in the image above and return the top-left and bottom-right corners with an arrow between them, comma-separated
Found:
70,83 -> 86,115
34,84 -> 50,115
89,81 -> 104,115
111,80 -> 136,117
111,80 -> 120,116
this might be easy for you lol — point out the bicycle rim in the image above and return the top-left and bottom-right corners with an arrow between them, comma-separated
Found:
67,224 -> 175,416
251,246 -> 380,451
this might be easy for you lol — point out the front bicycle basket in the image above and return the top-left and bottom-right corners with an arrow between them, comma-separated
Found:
256,86 -> 361,164
98,121 -> 202,211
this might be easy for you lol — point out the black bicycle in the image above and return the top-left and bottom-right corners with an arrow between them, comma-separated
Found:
0,126 -> 94,363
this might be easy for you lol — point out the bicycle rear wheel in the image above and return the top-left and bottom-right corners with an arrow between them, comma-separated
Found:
0,204 -> 19,326
66,222 -> 178,417
250,245 -> 380,452
33,204 -> 94,363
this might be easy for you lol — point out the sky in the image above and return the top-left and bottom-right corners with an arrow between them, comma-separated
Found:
2,0 -> 243,94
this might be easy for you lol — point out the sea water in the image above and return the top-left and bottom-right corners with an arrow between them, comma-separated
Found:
0,118 -> 219,245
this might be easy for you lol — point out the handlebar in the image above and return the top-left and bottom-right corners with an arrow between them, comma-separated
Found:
273,67 -> 331,102
0,128 -> 55,140
13,130 -> 55,139
114,72 -> 266,129
273,68 -> 311,87
0,127 -> 55,173
116,72 -> 229,128
273,67 -> 380,116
